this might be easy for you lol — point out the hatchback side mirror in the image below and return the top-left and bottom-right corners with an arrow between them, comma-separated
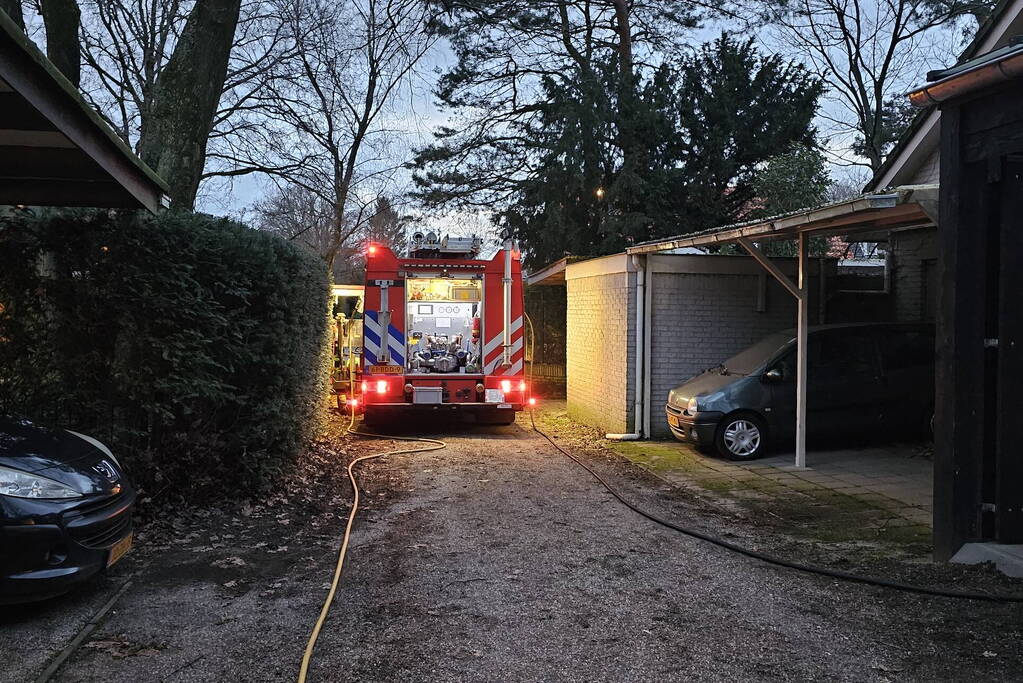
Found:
763,368 -> 784,383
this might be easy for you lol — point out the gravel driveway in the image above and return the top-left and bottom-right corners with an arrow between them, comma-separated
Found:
5,418 -> 1022,682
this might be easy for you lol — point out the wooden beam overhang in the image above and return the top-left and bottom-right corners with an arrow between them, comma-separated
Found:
0,12 -> 169,212
626,186 -> 937,255
526,258 -> 569,286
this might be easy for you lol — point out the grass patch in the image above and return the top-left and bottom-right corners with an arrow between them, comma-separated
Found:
608,440 -> 709,474
602,436 -> 933,557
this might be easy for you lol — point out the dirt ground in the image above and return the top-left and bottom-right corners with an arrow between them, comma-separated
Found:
4,409 -> 1023,682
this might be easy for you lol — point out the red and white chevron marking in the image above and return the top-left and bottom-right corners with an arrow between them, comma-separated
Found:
482,316 -> 523,376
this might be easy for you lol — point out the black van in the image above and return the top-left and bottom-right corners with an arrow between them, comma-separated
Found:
664,323 -> 935,460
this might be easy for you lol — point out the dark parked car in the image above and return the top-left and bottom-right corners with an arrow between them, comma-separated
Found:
665,323 -> 935,460
1,417 -> 135,603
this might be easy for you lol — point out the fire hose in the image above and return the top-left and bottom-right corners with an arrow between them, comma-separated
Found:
522,314 -> 1023,604
298,316 -> 447,683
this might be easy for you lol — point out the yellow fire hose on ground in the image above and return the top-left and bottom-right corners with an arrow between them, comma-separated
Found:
298,316 -> 446,683
296,409 -> 445,683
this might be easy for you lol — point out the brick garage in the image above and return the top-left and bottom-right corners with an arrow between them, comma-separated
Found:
562,253 -> 829,438
563,255 -> 636,434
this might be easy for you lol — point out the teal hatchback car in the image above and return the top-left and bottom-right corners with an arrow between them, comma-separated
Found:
665,323 -> 935,460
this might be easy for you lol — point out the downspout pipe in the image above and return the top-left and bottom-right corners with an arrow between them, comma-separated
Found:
607,255 -> 645,441
643,255 -> 652,438
502,237 -> 513,367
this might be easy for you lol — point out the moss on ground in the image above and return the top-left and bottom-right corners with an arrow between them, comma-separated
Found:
606,437 -> 932,558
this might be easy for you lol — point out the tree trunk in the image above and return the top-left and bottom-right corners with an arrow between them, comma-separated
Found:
1,0 -> 25,29
611,0 -> 639,215
611,0 -> 633,80
864,132 -> 884,173
40,0 -> 80,86
137,0 -> 241,210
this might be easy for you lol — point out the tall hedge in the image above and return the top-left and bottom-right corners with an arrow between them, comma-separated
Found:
0,210 -> 331,501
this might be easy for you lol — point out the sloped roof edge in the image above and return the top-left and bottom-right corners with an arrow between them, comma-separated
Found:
0,11 -> 169,209
865,0 -> 1022,192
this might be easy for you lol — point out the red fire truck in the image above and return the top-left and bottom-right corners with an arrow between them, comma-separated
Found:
359,232 -> 531,426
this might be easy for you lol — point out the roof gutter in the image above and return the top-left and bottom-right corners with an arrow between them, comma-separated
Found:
909,51 -> 1023,107
626,192 -> 904,255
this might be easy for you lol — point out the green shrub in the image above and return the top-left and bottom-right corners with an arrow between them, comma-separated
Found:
0,209 -> 331,502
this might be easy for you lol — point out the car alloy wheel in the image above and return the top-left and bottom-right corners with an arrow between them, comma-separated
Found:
721,418 -> 762,459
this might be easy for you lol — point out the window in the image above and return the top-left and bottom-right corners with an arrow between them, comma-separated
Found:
837,242 -> 888,293
880,328 -> 935,372
811,329 -> 877,381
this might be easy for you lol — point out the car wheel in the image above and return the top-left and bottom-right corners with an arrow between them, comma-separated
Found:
715,413 -> 767,461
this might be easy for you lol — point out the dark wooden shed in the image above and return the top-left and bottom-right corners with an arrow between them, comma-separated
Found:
910,38 -> 1023,559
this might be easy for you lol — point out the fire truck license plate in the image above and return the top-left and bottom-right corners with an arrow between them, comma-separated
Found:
370,365 -> 403,374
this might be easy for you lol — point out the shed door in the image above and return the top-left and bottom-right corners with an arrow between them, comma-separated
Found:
995,155 -> 1023,543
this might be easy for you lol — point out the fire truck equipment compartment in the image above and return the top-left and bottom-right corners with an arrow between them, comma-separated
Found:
413,387 -> 444,404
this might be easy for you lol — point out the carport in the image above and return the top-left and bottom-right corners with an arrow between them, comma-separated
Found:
626,185 -> 938,469
0,12 -> 168,211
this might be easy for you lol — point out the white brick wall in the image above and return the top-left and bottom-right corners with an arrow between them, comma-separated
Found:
561,243 -> 935,439
566,271 -> 636,434
563,253 -> 827,439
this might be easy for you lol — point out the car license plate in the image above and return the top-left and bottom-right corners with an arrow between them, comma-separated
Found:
107,532 -> 132,568
667,414 -> 680,428
370,365 -> 402,374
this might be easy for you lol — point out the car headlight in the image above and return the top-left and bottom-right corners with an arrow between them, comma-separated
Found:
687,397 -> 699,413
0,465 -> 83,499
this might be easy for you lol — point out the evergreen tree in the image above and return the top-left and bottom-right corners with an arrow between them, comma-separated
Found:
751,143 -> 831,219
472,35 -> 824,267
851,97 -> 919,164
366,197 -> 407,255
660,36 -> 823,234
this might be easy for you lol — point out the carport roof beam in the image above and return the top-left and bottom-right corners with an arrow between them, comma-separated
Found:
625,186 -> 937,255
735,238 -> 800,299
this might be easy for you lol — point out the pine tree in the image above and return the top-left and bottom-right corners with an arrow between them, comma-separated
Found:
487,35 -> 824,267
365,197 -> 407,255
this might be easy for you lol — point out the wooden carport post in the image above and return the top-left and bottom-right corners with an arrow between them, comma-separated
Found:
736,234 -> 809,469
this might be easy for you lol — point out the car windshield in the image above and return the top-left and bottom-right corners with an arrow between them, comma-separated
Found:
718,331 -> 793,376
